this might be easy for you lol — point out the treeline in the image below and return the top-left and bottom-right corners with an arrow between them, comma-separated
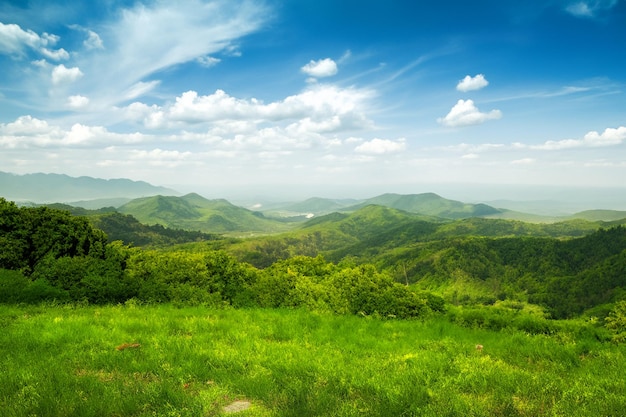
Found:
0,198 -> 442,319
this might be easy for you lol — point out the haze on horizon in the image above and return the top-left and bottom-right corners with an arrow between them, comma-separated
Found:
1,0 -> 625,203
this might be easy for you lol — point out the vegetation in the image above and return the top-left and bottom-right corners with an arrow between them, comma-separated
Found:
118,193 -> 293,235
2,195 -> 626,416
1,304 -> 624,417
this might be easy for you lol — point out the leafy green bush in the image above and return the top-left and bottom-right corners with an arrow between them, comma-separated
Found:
605,301 -> 626,343
0,268 -> 68,303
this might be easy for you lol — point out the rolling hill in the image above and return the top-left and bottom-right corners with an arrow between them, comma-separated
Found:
569,210 -> 626,222
118,193 -> 291,234
344,193 -> 502,219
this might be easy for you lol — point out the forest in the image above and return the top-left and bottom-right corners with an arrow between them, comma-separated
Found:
2,196 -> 626,326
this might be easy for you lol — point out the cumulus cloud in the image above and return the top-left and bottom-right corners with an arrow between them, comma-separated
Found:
51,64 -> 83,85
125,85 -> 374,133
0,115 -> 56,136
301,58 -> 338,78
40,47 -> 69,60
456,74 -> 489,92
565,0 -> 618,17
355,138 -> 406,154
67,95 -> 90,109
437,99 -> 502,127
530,126 -> 626,150
0,116 -> 146,149
0,22 -> 68,60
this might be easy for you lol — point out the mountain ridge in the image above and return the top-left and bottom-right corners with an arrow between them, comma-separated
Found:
0,171 -> 178,203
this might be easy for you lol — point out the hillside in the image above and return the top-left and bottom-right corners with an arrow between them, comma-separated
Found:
118,193 -> 292,234
225,205 -> 618,268
0,171 -> 177,203
345,192 -> 502,219
570,209 -> 626,222
2,195 -> 626,322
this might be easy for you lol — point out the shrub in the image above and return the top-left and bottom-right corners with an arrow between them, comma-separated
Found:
605,301 -> 626,343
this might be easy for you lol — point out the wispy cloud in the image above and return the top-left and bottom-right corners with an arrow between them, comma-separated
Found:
5,0 -> 270,112
565,0 -> 618,18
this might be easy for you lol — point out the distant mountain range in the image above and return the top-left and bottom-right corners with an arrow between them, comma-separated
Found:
0,172 -> 178,203
3,173 -> 626,234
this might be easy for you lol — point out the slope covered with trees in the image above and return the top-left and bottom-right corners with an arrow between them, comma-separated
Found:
1,196 -> 625,322
118,193 -> 291,234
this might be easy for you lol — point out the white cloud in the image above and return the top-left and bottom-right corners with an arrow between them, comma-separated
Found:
123,80 -> 161,101
197,56 -> 221,67
67,95 -> 90,109
40,47 -> 69,60
301,58 -> 338,78
89,0 -> 267,103
530,126 -> 626,150
0,22 -> 68,60
355,138 -> 406,154
565,0 -> 618,17
51,64 -> 83,85
511,158 -> 536,165
0,116 -> 147,149
438,99 -> 502,127
84,30 -> 104,50
1,115 -> 56,136
456,74 -> 489,92
125,85 -> 374,133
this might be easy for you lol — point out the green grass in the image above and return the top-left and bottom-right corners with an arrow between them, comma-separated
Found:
1,304 -> 624,416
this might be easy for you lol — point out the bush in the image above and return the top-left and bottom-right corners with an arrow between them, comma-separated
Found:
0,268 -> 68,303
605,301 -> 626,343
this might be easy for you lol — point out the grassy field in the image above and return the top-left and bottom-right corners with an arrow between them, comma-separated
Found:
1,304 -> 624,416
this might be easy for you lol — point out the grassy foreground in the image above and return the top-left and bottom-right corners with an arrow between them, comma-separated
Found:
1,304 -> 624,417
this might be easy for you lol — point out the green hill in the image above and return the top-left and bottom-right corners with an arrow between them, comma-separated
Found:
118,193 -> 291,234
345,193 -> 502,218
570,210 -> 626,222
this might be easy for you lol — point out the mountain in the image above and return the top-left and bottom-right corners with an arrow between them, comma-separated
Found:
345,193 -> 502,219
0,172 -> 178,203
118,193 -> 291,234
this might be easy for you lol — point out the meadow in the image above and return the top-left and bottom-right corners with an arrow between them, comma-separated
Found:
1,303 -> 624,417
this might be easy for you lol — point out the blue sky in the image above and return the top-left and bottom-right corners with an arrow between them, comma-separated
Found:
1,0 -> 625,201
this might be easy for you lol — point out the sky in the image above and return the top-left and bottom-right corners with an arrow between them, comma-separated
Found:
1,0 -> 625,202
